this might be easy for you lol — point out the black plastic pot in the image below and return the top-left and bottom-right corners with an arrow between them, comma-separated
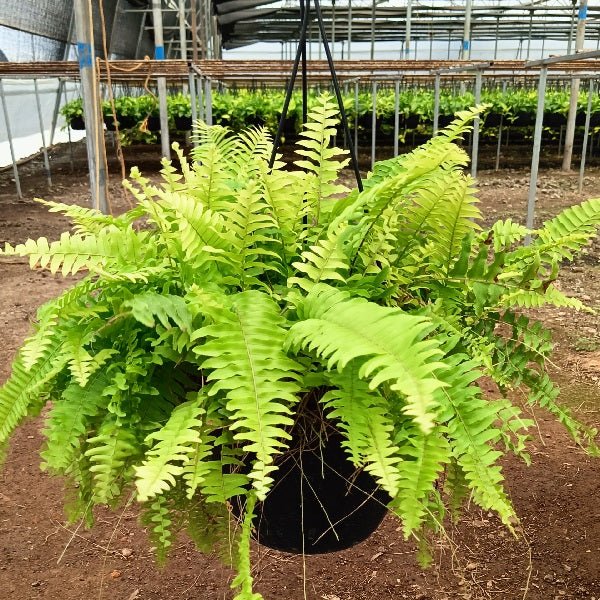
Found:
174,116 -> 193,131
543,112 -> 567,128
69,116 -> 85,130
484,112 -> 503,128
236,429 -> 390,555
147,116 -> 161,131
511,112 -> 533,127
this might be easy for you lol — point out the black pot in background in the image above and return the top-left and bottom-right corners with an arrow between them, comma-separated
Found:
512,112 -> 533,127
147,116 -> 161,131
484,112 -> 503,128
174,115 -> 193,131
238,430 -> 390,555
543,112 -> 567,128
69,116 -> 85,130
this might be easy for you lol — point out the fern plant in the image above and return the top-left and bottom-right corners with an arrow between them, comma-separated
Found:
1,95 -> 599,599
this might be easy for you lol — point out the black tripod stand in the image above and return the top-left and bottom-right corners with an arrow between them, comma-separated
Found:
268,0 -> 363,192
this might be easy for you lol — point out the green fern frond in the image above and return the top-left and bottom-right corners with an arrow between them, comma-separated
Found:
125,292 -> 194,332
36,199 -> 140,234
231,494 -> 263,600
391,426 -> 450,538
194,291 -> 302,499
1,228 -> 156,277
135,398 -> 205,502
437,357 -> 516,527
0,336 -> 67,444
294,94 -> 349,222
288,284 -> 446,433
85,418 -> 140,504
41,373 -> 109,472
289,224 -> 349,291
500,283 -> 590,311
323,363 -> 401,496
141,495 -> 173,565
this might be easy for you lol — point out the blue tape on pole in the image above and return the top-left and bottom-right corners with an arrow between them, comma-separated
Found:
77,42 -> 93,69
155,46 -> 165,60
463,40 -> 470,51
579,5 -> 588,20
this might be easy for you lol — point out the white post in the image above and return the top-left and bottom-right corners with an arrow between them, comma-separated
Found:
73,0 -> 108,213
405,0 -> 412,58
179,0 -> 188,59
562,0 -> 587,171
152,0 -> 171,159
461,0 -> 473,60
347,1 -> 352,60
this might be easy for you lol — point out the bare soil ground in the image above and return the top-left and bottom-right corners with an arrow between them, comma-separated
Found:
0,141 -> 599,600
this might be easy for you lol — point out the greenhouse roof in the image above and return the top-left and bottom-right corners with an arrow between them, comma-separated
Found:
1,1 -> 599,59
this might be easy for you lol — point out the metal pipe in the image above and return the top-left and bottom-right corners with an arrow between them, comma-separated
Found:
152,0 -> 171,159
73,0 -> 108,213
178,0 -> 188,60
567,0 -> 577,55
471,70 -> 482,178
494,18 -> 499,59
461,0 -> 472,60
347,0 -> 352,60
394,79 -> 400,156
188,72 -> 198,146
562,0 -> 587,171
405,0 -> 412,58
331,0 -> 335,59
526,66 -> 548,243
354,79 -> 359,158
370,0 -> 376,60
495,80 -> 506,171
190,0 -> 199,61
0,80 -> 23,199
526,10 -> 533,60
33,79 -> 52,188
371,80 -> 377,170
433,72 -> 440,135
578,78 -> 594,192
204,78 -> 212,125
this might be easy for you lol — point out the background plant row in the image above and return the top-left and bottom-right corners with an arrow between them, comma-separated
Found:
60,86 -> 600,139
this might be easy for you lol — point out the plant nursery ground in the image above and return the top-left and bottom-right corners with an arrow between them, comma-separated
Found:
0,141 -> 599,600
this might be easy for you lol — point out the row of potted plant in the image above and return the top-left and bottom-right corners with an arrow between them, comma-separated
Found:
60,87 -> 600,144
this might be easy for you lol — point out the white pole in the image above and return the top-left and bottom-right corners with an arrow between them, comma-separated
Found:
73,0 -> 108,213
405,0 -> 412,58
461,0 -> 473,60
152,0 -> 171,159
179,0 -> 188,59
562,0 -> 587,171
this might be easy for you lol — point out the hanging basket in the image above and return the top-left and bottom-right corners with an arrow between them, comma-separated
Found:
233,395 -> 390,556
250,432 -> 389,554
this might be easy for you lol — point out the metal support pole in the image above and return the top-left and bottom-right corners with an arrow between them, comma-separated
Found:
204,78 -> 212,125
394,79 -> 400,157
558,124 -> 564,156
197,76 -> 204,121
461,0 -> 472,60
331,0 -> 335,59
471,70 -> 482,178
152,0 -> 171,159
494,18 -> 499,59
433,73 -> 440,135
190,0 -> 199,61
188,72 -> 198,146
347,0 -> 352,59
447,30 -> 451,59
370,0 -> 376,60
405,0 -> 412,58
135,10 -> 146,58
73,0 -> 108,213
178,0 -> 188,59
568,0 -> 577,55
429,32 -> 433,61
562,0 -> 587,171
578,78 -> 594,192
354,80 -> 359,157
371,81 -> 377,169
526,10 -> 533,61
33,79 -> 52,188
0,80 -> 23,199
526,66 -> 548,242
495,81 -> 506,171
